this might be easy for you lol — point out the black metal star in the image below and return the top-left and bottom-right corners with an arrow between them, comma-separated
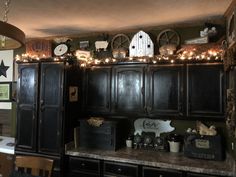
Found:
0,60 -> 9,78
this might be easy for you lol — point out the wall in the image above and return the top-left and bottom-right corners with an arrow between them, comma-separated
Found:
0,50 -> 16,137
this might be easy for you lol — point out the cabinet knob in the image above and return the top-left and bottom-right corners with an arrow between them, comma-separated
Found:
159,175 -> 163,177
81,163 -> 85,166
117,168 -> 122,172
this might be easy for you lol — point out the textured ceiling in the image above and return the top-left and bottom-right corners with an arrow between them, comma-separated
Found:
3,0 -> 233,38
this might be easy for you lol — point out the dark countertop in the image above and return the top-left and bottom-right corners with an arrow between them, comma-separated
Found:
66,147 -> 236,176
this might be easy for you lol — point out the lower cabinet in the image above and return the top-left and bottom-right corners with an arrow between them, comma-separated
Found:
143,166 -> 183,177
104,161 -> 138,177
67,156 -> 100,177
66,156 -> 229,177
0,153 -> 14,177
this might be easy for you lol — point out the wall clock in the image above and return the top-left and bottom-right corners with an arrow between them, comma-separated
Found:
54,43 -> 69,56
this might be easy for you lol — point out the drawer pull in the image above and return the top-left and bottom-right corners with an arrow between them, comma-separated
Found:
81,163 -> 85,166
159,175 -> 163,177
117,168 -> 122,172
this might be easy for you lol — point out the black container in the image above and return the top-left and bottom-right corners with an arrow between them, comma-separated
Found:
79,119 -> 129,151
183,134 -> 225,161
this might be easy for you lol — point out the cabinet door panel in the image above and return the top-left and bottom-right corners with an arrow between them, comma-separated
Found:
148,65 -> 183,116
38,62 -> 64,155
16,63 -> 38,152
187,64 -> 224,118
84,66 -> 111,114
113,66 -> 145,114
143,167 -> 182,177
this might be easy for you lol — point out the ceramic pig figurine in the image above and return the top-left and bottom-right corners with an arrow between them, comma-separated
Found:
134,118 -> 175,137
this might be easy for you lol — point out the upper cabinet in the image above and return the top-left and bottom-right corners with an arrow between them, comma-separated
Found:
147,64 -> 184,117
187,63 -> 225,118
82,62 -> 225,120
112,65 -> 146,115
83,66 -> 112,115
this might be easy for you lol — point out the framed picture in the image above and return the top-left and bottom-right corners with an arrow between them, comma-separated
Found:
69,86 -> 78,102
227,7 -> 236,48
0,82 -> 12,102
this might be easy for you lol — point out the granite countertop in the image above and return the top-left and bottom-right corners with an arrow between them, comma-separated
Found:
66,147 -> 235,176
0,136 -> 15,154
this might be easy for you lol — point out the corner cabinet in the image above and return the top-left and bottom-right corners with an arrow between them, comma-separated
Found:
187,63 -> 225,118
112,65 -> 146,115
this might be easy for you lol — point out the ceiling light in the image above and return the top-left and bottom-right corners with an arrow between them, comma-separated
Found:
0,0 -> 25,50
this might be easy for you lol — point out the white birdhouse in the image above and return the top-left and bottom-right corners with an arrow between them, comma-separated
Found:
129,30 -> 154,57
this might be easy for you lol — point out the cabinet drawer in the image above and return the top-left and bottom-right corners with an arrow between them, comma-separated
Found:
187,172 -> 221,177
143,166 -> 183,177
69,157 -> 100,174
104,161 -> 138,177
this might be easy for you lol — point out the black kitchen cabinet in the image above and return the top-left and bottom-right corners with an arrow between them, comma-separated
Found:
84,66 -> 111,115
104,161 -> 139,177
147,64 -> 184,117
112,65 -> 146,115
143,166 -> 183,177
16,61 -> 80,177
67,156 -> 100,177
82,62 -> 225,119
187,63 -> 225,118
16,62 -> 38,152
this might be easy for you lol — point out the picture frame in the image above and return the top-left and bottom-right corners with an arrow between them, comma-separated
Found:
0,82 -> 12,102
227,8 -> 236,48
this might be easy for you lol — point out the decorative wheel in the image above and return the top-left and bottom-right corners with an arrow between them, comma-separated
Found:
111,34 -> 130,50
157,29 -> 180,47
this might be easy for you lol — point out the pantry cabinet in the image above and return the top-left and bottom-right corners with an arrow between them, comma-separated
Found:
16,61 -> 80,177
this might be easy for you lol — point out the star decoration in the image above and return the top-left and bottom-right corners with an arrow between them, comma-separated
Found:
0,60 -> 9,78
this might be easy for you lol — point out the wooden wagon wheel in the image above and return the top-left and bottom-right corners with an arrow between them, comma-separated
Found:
157,29 -> 180,47
111,34 -> 130,50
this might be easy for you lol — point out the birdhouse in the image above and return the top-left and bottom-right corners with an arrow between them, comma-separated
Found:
129,30 -> 154,57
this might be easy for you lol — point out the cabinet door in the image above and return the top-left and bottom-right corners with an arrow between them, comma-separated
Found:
187,64 -> 224,118
143,167 -> 183,177
16,63 -> 39,152
113,65 -> 145,115
84,66 -> 111,114
148,65 -> 184,116
38,62 -> 64,155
